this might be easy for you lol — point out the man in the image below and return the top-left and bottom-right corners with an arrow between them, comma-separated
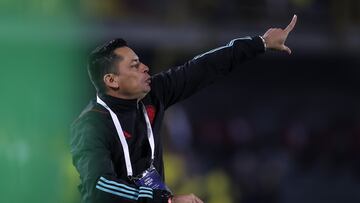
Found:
71,15 -> 297,203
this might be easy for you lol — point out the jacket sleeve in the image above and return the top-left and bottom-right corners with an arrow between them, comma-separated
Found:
70,116 -> 157,203
151,36 -> 265,109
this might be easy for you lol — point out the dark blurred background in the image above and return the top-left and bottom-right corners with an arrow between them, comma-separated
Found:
0,0 -> 359,203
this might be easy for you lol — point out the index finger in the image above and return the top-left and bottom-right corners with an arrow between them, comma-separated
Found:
284,14 -> 297,33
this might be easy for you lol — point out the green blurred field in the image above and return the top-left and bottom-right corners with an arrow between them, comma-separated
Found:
0,2 -> 84,202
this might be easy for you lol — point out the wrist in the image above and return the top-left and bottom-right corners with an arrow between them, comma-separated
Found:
259,36 -> 267,51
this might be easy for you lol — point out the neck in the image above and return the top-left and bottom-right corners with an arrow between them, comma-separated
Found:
104,90 -> 145,102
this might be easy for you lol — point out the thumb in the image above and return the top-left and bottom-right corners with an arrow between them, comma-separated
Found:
282,45 -> 292,54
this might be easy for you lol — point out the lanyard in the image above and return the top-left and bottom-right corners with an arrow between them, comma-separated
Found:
96,96 -> 155,177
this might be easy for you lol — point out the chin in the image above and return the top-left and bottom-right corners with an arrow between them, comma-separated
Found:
144,86 -> 151,92
139,87 -> 151,97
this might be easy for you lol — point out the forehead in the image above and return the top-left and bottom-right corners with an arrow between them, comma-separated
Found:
113,47 -> 138,62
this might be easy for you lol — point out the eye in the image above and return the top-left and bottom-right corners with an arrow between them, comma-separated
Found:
131,64 -> 139,68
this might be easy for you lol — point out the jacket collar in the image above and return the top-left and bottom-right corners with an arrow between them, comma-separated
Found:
97,93 -> 139,113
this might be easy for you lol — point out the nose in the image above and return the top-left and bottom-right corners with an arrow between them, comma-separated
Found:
141,63 -> 149,73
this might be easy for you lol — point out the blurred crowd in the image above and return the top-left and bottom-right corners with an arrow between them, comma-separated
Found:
80,0 -> 360,26
159,53 -> 360,203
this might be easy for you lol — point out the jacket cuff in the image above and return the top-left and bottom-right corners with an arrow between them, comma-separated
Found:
251,36 -> 266,53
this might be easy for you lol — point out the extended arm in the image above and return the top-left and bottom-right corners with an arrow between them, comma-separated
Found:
151,15 -> 298,109
151,36 -> 265,109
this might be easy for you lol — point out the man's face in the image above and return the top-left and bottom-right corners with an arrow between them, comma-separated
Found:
111,47 -> 151,99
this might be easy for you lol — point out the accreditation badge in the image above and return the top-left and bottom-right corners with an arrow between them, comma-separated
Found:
134,165 -> 170,191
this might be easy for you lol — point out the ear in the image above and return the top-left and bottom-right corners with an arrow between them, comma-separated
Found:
103,73 -> 119,89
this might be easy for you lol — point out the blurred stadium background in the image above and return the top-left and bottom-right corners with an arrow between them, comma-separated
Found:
0,0 -> 359,202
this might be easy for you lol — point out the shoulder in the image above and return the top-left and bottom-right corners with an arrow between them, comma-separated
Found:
70,100 -> 112,142
72,100 -> 109,128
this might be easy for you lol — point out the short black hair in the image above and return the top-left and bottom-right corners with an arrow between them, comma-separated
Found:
87,38 -> 128,93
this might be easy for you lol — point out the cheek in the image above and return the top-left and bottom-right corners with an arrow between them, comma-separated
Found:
121,75 -> 142,90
